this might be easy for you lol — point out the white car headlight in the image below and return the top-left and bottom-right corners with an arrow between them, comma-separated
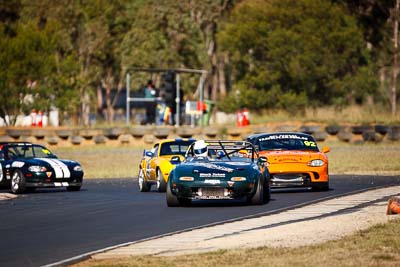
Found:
308,159 -> 325,167
28,166 -> 47,172
73,165 -> 83,172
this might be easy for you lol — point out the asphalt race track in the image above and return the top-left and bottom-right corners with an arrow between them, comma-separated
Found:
0,175 -> 399,267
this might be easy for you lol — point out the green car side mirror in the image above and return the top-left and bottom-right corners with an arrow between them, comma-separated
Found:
258,156 -> 268,165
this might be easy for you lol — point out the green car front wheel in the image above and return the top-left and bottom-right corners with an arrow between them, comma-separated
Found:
157,169 -> 167,192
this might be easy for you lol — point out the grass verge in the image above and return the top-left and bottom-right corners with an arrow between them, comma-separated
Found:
73,218 -> 400,267
51,145 -> 145,179
251,105 -> 400,125
324,140 -> 400,175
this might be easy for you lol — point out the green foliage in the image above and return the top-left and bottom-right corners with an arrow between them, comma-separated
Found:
121,0 -> 206,91
219,84 -> 307,115
218,0 -> 379,112
230,86 -> 269,112
0,20 -> 57,124
0,0 -> 394,125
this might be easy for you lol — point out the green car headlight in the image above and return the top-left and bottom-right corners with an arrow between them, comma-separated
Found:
179,176 -> 194,181
231,177 -> 247,181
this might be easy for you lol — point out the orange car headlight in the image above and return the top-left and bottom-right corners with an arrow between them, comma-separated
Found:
308,159 -> 325,167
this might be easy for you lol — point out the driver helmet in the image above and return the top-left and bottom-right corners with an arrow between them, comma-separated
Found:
193,140 -> 208,157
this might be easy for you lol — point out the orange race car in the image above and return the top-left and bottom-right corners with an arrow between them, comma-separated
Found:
246,132 -> 330,191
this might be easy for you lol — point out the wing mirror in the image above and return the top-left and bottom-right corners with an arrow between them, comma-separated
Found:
144,150 -> 153,157
321,146 -> 330,153
258,156 -> 268,165
170,155 -> 181,164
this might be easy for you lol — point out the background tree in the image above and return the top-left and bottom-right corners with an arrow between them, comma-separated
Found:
1,0 -> 398,126
334,0 -> 397,114
186,0 -> 236,101
121,0 -> 205,91
0,18 -> 57,125
218,0 -> 378,113
20,0 -> 129,125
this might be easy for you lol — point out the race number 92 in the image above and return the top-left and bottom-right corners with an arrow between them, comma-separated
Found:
304,141 -> 316,147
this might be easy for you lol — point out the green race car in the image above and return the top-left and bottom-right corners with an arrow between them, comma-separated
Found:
166,140 -> 270,207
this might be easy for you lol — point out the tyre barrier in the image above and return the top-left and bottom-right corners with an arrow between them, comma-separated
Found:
176,127 -> 199,138
93,134 -> 107,144
70,135 -> 83,145
337,129 -> 352,142
153,127 -> 171,139
325,125 -> 341,135
351,125 -> 373,135
227,127 -> 251,140
313,131 -> 327,142
103,128 -> 124,140
80,129 -> 100,140
387,196 -> 400,215
362,130 -> 382,142
31,129 -> 48,139
130,126 -> 151,138
203,127 -> 219,138
143,134 -> 155,144
1,123 -> 400,146
6,128 -> 31,139
375,125 -> 389,135
387,126 -> 400,141
299,125 -> 320,135
119,134 -> 131,144
46,136 -> 59,145
55,129 -> 72,140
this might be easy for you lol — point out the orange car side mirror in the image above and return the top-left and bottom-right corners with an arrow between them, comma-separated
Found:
321,146 -> 330,153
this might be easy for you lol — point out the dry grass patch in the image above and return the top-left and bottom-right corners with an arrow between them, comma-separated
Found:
73,218 -> 400,267
251,105 -> 400,124
323,141 -> 400,175
51,145 -> 145,179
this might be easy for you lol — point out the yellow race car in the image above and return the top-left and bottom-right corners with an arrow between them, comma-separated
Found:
138,138 -> 196,192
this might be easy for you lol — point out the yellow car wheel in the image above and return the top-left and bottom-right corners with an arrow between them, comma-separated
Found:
138,168 -> 150,192
156,169 -> 167,192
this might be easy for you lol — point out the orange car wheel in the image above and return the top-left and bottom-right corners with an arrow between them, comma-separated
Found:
311,182 -> 329,191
